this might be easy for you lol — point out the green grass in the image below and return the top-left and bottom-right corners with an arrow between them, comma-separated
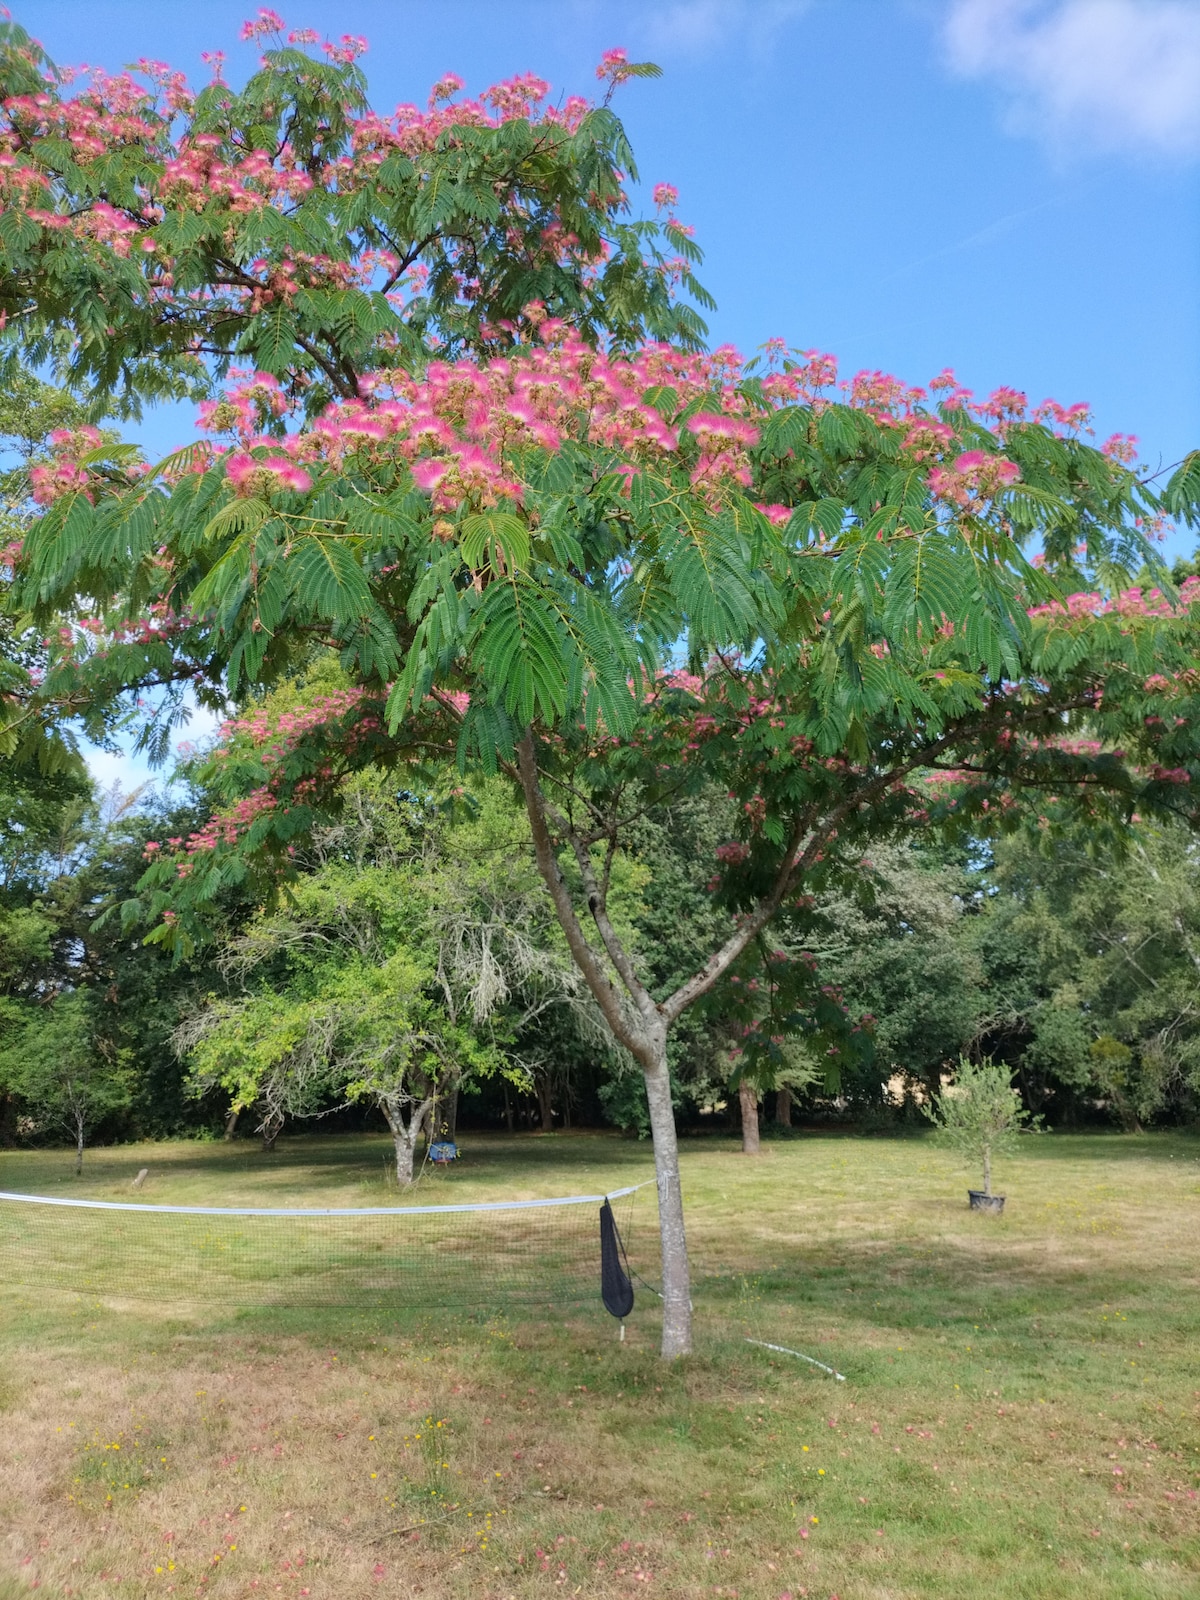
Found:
1,1128 -> 1198,1599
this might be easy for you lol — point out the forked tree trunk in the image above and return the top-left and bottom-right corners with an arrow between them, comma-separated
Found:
641,1039 -> 692,1361
775,1084 -> 792,1127
381,1096 -> 434,1186
739,1082 -> 761,1155
223,1106 -> 241,1140
513,723 -> 1003,1358
515,734 -> 696,1359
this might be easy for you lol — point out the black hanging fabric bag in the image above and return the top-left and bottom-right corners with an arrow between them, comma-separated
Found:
599,1198 -> 635,1320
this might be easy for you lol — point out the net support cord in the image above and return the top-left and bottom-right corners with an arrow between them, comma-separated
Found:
744,1337 -> 847,1381
0,1181 -> 654,1218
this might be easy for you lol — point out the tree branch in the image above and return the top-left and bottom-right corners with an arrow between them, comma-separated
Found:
513,733 -> 645,1055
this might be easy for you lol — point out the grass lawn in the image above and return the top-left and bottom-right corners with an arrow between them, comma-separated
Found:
1,1128 -> 1198,1599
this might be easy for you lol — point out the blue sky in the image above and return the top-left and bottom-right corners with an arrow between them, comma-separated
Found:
14,0 -> 1200,787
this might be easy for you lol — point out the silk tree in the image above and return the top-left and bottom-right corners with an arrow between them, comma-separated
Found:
7,13 -> 1200,1358
19,325 -> 1200,1356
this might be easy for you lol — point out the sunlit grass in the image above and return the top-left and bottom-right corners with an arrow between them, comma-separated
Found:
1,1128 -> 1198,1598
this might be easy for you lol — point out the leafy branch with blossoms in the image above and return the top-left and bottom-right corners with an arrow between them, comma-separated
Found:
0,11 -> 707,417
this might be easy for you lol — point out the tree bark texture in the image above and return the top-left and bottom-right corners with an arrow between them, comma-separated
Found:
775,1084 -> 792,1127
739,1082 -> 761,1155
642,1042 -> 692,1360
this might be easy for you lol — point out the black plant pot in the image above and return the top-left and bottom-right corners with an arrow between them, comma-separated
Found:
968,1190 -> 1005,1214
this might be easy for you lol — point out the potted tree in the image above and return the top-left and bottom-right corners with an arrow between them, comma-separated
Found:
925,1056 -> 1038,1213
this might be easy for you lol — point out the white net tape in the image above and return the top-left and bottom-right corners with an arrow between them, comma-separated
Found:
0,1182 -> 650,1309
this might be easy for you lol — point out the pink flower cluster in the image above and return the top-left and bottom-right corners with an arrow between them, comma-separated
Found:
218,687 -> 372,762
196,370 -> 290,441
240,9 -> 286,41
928,449 -> 1021,509
1028,577 -> 1200,622
224,452 -> 312,496
1101,433 -> 1139,465
146,786 -> 278,867
29,426 -> 105,506
185,326 -> 1108,523
685,412 -> 759,488
198,330 -> 764,510
596,49 -> 635,87
145,689 -> 393,869
714,841 -> 750,865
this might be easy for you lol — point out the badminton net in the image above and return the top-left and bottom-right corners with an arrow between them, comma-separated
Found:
0,1183 -> 648,1309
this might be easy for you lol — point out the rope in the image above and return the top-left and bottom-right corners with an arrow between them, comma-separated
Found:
745,1337 -> 846,1381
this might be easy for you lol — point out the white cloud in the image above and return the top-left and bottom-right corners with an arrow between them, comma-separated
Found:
640,0 -> 811,56
943,0 -> 1200,158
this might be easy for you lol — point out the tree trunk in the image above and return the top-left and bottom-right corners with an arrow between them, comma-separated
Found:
775,1084 -> 792,1128
739,1082 -> 761,1155
535,1075 -> 554,1132
642,1043 -> 692,1359
393,1127 -> 418,1185
223,1106 -> 241,1141
1110,1086 -> 1142,1133
982,1144 -> 991,1197
75,1121 -> 84,1176
260,1113 -> 282,1153
503,1081 -> 514,1132
514,733 -> 692,1358
382,1096 -> 433,1186
443,1086 -> 459,1142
